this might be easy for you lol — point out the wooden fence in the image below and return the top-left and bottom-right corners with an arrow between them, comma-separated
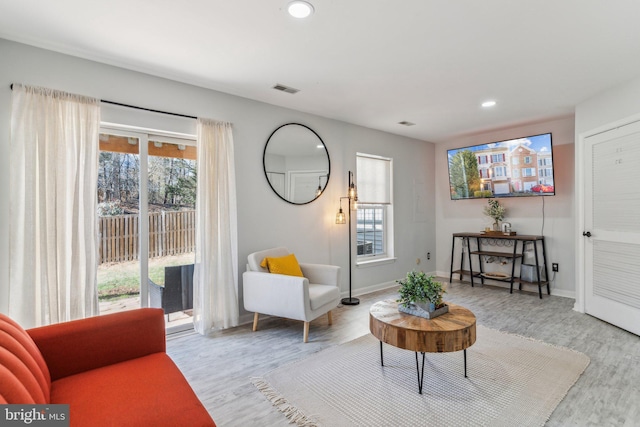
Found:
98,210 -> 196,264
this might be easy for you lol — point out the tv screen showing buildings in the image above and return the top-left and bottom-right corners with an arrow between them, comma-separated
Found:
447,133 -> 555,200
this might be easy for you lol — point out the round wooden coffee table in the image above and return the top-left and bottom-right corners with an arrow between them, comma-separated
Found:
369,299 -> 476,393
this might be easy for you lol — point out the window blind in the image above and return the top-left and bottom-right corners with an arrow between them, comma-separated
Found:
356,154 -> 392,204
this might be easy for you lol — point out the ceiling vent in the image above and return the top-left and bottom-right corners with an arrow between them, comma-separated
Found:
273,84 -> 300,94
398,121 -> 416,126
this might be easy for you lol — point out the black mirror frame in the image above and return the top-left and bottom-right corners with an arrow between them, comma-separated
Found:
262,123 -> 330,205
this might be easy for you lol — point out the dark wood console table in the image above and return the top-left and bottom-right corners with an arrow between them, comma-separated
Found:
449,232 -> 550,299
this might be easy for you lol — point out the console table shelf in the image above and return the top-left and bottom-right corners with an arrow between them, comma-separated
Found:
469,250 -> 524,258
449,232 -> 550,299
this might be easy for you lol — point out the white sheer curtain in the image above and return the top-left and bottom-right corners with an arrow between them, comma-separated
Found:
9,84 -> 101,328
193,118 -> 239,334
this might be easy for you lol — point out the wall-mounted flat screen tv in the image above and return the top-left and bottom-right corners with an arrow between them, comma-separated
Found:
448,132 -> 555,200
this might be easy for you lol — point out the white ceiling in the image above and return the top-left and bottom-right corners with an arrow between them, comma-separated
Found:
2,0 -> 640,143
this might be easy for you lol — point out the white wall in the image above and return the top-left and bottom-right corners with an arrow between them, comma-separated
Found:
575,74 -> 640,134
434,117 -> 576,298
0,39 -> 436,319
573,74 -> 640,311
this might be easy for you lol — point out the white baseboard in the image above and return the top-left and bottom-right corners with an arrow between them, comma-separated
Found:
239,274 -> 575,327
550,288 -> 575,299
239,312 -> 255,326
438,270 -> 575,299
342,280 -> 399,299
239,281 -> 401,327
435,270 -> 451,279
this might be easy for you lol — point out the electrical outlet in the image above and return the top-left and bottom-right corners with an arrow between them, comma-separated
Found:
552,263 -> 559,272
427,252 -> 431,260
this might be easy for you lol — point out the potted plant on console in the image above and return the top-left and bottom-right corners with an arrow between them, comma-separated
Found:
484,198 -> 506,232
397,270 -> 448,319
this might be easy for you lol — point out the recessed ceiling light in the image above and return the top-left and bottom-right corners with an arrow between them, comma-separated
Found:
288,1 -> 314,18
482,100 -> 497,108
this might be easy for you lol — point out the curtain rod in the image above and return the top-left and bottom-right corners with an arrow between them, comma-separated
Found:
100,99 -> 197,120
10,84 -> 198,120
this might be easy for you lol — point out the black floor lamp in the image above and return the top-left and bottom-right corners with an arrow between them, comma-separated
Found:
336,171 -> 359,305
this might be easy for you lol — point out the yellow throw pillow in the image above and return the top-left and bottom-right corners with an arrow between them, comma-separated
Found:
260,253 -> 304,277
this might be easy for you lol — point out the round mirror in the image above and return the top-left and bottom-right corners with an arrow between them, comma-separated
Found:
263,123 -> 330,205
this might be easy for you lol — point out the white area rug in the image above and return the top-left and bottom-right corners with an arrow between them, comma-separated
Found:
253,325 -> 590,427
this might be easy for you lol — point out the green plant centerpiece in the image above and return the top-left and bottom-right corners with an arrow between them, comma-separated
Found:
396,270 -> 448,319
483,198 -> 506,230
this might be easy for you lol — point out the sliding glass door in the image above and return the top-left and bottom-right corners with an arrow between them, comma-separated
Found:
97,128 -> 196,331
97,132 -> 144,315
146,136 -> 197,329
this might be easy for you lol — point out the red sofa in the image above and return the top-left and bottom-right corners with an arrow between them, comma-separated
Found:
0,308 -> 215,427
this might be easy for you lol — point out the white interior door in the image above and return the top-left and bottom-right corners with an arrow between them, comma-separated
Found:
288,170 -> 324,204
584,120 -> 640,336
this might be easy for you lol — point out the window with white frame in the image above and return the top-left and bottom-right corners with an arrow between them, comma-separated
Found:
493,166 -> 507,177
356,153 -> 393,261
356,206 -> 384,256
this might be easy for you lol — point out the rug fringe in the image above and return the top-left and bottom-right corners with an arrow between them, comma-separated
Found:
251,378 -> 319,427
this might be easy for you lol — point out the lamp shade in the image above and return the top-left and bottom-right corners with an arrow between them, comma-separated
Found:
336,208 -> 346,224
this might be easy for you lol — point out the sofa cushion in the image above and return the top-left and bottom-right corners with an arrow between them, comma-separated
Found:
28,308 -> 166,381
260,253 -> 304,277
308,283 -> 340,311
50,352 -> 215,427
0,313 -> 51,403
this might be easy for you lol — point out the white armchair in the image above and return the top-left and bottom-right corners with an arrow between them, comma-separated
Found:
243,247 -> 341,342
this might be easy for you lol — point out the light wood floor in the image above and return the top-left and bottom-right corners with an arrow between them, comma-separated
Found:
166,279 -> 640,426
